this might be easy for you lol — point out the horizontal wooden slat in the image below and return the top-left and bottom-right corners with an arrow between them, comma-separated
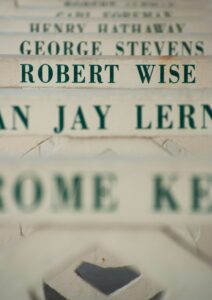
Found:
0,88 -> 211,136
0,6 -> 211,18
0,157 -> 211,225
0,33 -> 210,56
0,56 -> 210,88
15,0 -> 212,9
0,17 -> 212,34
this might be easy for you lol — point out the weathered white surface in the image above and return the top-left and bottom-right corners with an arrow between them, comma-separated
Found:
0,228 -> 211,300
13,0 -> 212,9
0,6 -> 211,18
0,56 -> 210,88
0,33 -> 210,56
0,17 -> 212,34
0,157 -> 211,225
0,88 -> 211,136
43,246 -> 160,300
0,0 -> 211,296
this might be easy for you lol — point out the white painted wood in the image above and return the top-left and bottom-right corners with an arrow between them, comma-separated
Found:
0,88 -> 211,136
0,56 -> 210,89
1,17 -> 212,34
0,6 -> 211,18
0,157 -> 211,224
0,33 -> 210,56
